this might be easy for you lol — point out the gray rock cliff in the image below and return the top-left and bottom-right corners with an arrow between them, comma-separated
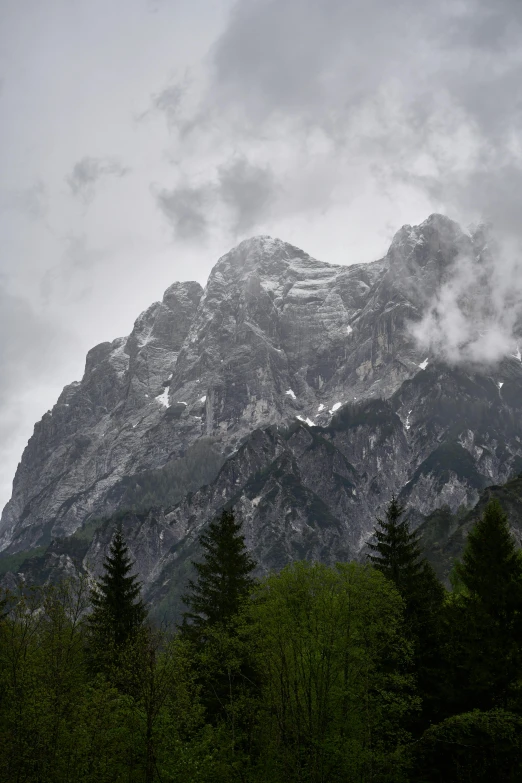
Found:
2,214 -> 522,614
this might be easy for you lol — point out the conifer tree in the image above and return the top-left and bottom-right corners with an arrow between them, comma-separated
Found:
181,508 -> 256,640
368,495 -> 445,728
180,509 -> 258,729
0,591 -> 7,622
456,499 -> 522,617
88,526 -> 147,657
368,495 -> 424,592
447,499 -> 522,712
368,495 -> 444,617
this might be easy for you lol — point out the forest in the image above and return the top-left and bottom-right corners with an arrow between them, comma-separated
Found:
0,498 -> 521,782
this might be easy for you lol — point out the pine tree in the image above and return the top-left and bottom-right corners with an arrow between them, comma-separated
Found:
88,526 -> 147,658
181,509 -> 256,640
447,499 -> 522,712
368,495 -> 446,729
180,509 -> 258,729
368,495 -> 424,592
0,590 -> 8,622
456,499 -> 522,617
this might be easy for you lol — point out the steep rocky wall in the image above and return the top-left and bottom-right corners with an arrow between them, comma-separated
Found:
2,214 -> 522,575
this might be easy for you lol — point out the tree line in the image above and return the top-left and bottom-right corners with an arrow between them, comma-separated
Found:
0,498 -> 521,781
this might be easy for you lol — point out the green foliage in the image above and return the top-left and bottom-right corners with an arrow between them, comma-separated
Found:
1,495 -> 521,782
247,561 -> 416,783
368,495 -> 445,631
192,619 -> 261,774
455,499 -> 522,613
179,508 -> 258,737
368,495 -> 424,592
418,472 -> 522,586
88,527 -> 147,675
369,496 -> 446,730
181,509 -> 257,640
411,709 -> 522,782
0,579 -> 101,782
0,580 -> 215,783
443,500 -> 522,714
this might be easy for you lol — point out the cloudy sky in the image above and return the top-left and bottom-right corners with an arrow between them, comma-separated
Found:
1,0 -> 522,510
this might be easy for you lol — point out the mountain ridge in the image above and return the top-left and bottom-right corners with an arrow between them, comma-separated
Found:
2,213 -> 522,616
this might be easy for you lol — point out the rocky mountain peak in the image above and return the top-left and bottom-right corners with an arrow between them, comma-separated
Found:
384,213 -> 475,309
388,213 -> 471,266
3,214 -> 522,571
208,235 -> 339,288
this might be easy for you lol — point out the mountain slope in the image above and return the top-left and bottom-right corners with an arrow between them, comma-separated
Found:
419,472 -> 522,585
2,213 -> 522,611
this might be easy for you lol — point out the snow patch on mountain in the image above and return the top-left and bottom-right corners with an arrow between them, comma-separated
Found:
155,388 -> 169,407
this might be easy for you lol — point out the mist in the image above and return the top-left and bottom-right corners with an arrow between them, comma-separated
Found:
411,227 -> 522,366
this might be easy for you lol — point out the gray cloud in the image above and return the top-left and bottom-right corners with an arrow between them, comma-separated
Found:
182,0 -> 522,365
0,286 -> 60,404
66,156 -> 130,203
410,227 -> 522,366
0,181 -> 47,219
209,0 -> 522,130
41,235 -> 105,303
154,157 -> 276,239
151,83 -> 186,128
217,157 -> 275,233
209,0 -> 432,123
4,0 -> 522,509
136,79 -> 189,127
195,0 -> 522,236
154,184 -> 210,240
0,283 -> 78,505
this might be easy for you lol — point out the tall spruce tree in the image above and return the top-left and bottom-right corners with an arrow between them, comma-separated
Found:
88,526 -> 147,661
368,496 -> 444,619
181,508 -> 256,640
447,499 -> 522,713
181,509 -> 258,728
368,495 -> 424,592
369,495 -> 446,728
456,499 -> 522,616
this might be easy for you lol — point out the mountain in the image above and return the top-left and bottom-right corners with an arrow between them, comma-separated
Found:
2,214 -> 522,613
419,472 -> 522,586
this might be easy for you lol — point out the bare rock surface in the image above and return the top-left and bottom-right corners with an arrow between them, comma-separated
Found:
2,214 -> 522,614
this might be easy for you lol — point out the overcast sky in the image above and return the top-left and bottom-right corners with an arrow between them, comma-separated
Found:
1,0 -> 522,510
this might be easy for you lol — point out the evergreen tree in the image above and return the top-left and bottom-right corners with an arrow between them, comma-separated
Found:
446,499 -> 522,712
180,509 -> 258,730
368,495 -> 446,728
368,496 -> 445,622
0,590 -> 7,622
181,508 -> 256,640
88,526 -> 147,665
456,498 -> 522,617
368,495 -> 424,591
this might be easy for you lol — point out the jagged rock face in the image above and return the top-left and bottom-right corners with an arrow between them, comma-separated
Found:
2,214 -> 522,592
0,281 -> 203,550
18,358 -> 522,618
